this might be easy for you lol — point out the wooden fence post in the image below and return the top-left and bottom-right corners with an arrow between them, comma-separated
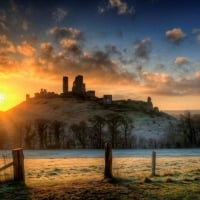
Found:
152,151 -> 156,176
12,148 -> 25,182
104,143 -> 112,178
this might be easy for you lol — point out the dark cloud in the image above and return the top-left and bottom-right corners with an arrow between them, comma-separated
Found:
52,8 -> 68,23
134,38 -> 151,61
39,42 -> 54,62
60,38 -> 83,57
48,27 -> 84,41
136,65 -> 143,74
155,64 -> 166,71
105,44 -> 122,56
0,1 -> 32,35
47,27 -> 85,58
35,40 -> 137,85
26,34 -> 38,44
192,29 -> 200,42
104,44 -> 133,65
0,9 -> 8,32
0,10 -> 6,21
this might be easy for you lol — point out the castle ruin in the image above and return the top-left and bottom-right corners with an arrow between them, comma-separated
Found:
103,95 -> 112,105
63,76 -> 68,94
146,96 -> 153,112
72,75 -> 86,97
28,74 -> 159,114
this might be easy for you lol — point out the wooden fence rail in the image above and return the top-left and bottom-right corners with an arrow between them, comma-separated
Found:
1,146 -> 157,183
0,162 -> 13,172
0,148 -> 25,182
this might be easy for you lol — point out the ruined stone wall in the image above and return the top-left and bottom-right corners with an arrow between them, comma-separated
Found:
63,76 -> 68,94
72,75 -> 86,96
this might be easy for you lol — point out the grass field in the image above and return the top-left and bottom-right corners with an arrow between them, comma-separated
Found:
0,157 -> 200,199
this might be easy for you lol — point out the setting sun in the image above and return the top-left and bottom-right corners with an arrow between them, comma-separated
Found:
0,91 -> 23,112
0,94 -> 5,104
1,0 -> 200,111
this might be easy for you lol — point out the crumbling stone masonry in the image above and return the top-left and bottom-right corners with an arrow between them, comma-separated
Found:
63,76 -> 68,94
72,75 -> 86,97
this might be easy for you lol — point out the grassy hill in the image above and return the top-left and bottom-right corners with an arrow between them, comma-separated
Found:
0,97 -> 178,149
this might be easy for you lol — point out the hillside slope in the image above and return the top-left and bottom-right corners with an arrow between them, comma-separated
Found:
1,98 -> 178,143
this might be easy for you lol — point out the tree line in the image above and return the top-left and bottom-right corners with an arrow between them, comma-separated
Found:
7,113 -> 133,149
160,111 -> 200,148
0,111 -> 200,149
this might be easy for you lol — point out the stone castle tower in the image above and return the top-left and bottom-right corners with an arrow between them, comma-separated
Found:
63,76 -> 68,94
72,75 -> 86,96
146,96 -> 153,112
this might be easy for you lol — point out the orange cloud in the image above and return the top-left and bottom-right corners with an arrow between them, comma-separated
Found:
99,0 -> 135,15
17,41 -> 36,56
174,57 -> 189,65
141,71 -> 200,96
142,72 -> 172,85
60,39 -> 77,49
195,71 -> 200,79
165,28 -> 186,43
0,35 -> 16,53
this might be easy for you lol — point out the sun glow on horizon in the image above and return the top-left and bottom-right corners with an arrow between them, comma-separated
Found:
0,93 -> 7,110
0,92 -> 23,112
0,94 -> 5,103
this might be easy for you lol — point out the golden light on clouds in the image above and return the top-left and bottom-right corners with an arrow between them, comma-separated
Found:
1,0 -> 200,111
17,41 -> 36,56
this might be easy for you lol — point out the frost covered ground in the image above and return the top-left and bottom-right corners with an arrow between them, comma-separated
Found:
0,151 -> 200,200
23,157 -> 200,186
1,149 -> 200,186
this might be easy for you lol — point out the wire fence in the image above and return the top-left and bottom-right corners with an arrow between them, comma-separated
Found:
0,150 -> 13,183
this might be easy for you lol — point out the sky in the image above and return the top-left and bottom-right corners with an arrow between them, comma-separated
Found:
0,0 -> 200,111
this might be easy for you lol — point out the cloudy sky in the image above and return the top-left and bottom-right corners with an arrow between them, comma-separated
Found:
0,0 -> 200,111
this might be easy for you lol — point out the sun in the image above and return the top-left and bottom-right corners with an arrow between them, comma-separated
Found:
0,94 -> 5,104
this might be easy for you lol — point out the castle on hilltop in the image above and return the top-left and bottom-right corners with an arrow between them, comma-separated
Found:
26,75 -> 159,113
62,75 -> 96,99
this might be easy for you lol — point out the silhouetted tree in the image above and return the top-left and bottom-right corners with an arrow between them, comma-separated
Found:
180,111 -> 196,147
51,120 -> 64,149
35,119 -> 48,149
13,121 -> 24,147
120,115 -> 134,148
62,128 -> 75,149
106,113 -> 122,148
70,121 -> 88,148
24,120 -> 35,149
89,115 -> 105,148
192,114 -> 200,146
